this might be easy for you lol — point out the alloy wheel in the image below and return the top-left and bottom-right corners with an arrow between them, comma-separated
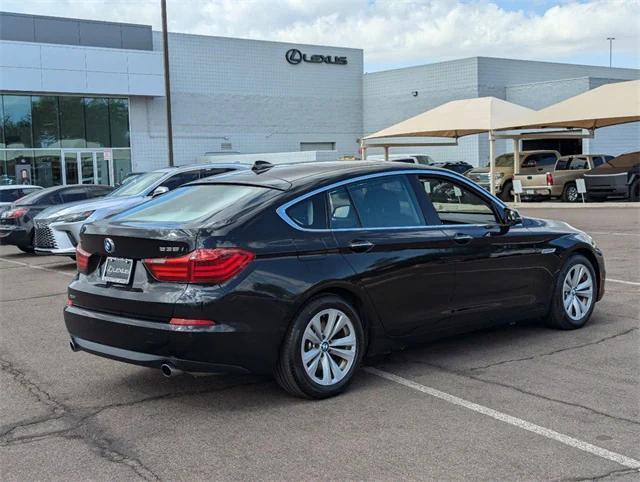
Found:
567,186 -> 578,202
300,308 -> 357,386
562,263 -> 594,321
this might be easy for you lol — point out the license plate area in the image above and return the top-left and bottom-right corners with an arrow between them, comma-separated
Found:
102,257 -> 134,284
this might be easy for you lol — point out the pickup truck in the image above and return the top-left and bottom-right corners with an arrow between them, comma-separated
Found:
465,150 -> 560,201
514,154 -> 612,202
584,151 -> 640,201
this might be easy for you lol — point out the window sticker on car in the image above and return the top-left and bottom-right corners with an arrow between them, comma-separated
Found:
453,186 -> 462,198
423,182 -> 431,194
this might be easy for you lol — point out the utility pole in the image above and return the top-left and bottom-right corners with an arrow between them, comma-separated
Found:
607,37 -> 615,68
161,0 -> 174,166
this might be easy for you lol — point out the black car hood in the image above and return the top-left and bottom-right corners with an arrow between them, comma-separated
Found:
584,165 -> 638,176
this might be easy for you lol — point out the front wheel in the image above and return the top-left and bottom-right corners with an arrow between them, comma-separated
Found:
275,295 -> 364,399
499,181 -> 513,201
545,254 -> 597,330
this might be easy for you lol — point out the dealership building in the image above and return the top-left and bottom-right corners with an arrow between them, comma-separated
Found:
1,11 -> 639,187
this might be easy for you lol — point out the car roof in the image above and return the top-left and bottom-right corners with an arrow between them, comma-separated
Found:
192,161 -> 451,191
0,184 -> 42,190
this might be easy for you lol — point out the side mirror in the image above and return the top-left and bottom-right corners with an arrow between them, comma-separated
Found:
503,207 -> 521,227
151,186 -> 169,197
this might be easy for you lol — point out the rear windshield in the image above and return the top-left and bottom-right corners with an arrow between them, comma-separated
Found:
113,184 -> 274,223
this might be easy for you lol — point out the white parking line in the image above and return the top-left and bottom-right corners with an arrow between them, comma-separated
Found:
606,278 -> 640,287
0,257 -> 75,277
590,232 -> 640,237
365,367 -> 640,470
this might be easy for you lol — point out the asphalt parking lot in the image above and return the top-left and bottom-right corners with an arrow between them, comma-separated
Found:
1,207 -> 638,481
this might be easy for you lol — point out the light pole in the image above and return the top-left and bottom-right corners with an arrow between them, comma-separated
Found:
607,37 -> 615,68
161,0 -> 175,166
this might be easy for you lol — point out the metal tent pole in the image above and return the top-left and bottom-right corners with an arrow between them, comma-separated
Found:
488,131 -> 496,196
161,0 -> 175,167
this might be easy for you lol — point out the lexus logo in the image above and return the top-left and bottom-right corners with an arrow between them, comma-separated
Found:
285,48 -> 303,65
285,48 -> 347,66
104,238 -> 115,254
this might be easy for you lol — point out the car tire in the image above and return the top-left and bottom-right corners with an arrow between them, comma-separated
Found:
499,181 -> 513,201
544,254 -> 597,330
630,180 -> 640,202
275,295 -> 365,399
17,245 -> 35,253
562,183 -> 579,202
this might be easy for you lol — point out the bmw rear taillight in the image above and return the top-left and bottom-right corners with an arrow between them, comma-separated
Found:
546,173 -> 554,186
76,244 -> 91,274
143,248 -> 254,284
2,207 -> 28,219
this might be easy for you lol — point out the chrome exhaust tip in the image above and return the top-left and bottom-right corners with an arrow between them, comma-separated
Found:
69,339 -> 79,352
160,363 -> 183,378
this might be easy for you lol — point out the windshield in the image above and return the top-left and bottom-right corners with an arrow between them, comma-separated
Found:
113,184 -> 274,224
108,171 -> 166,197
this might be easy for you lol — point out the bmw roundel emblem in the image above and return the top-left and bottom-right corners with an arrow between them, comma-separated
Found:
104,238 -> 115,254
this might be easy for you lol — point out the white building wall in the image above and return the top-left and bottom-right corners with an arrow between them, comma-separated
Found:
363,58 -> 480,164
0,39 -> 163,96
130,32 -> 363,170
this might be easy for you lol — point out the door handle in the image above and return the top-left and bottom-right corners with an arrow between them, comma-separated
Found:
349,240 -> 374,252
453,233 -> 474,244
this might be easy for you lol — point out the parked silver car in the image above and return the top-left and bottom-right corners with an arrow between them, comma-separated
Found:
33,163 -> 248,256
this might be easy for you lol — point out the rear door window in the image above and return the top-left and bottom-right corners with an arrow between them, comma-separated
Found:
328,187 -> 360,229
346,175 -> 425,228
60,188 -> 89,203
161,171 -> 201,191
567,157 -> 589,170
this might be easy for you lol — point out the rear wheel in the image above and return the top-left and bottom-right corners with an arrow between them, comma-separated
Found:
275,295 -> 364,399
545,254 -> 596,330
562,183 -> 579,202
499,181 -> 513,201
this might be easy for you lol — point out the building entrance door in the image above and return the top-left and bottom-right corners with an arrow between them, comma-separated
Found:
61,151 -> 113,186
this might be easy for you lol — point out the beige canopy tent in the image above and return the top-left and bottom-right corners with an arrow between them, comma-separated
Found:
364,96 -> 535,139
363,97 -> 536,194
508,79 -> 640,130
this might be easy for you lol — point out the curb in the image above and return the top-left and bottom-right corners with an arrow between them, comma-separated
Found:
509,202 -> 639,209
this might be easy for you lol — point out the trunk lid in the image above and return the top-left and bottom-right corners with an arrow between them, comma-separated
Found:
71,222 -> 199,322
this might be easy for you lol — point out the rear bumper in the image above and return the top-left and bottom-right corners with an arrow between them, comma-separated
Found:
0,226 -> 30,246
64,304 -> 272,374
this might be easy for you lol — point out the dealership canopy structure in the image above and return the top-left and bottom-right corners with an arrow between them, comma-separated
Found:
509,79 -> 640,130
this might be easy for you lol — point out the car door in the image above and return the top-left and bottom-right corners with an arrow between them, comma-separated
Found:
329,173 -> 455,337
417,174 -> 550,329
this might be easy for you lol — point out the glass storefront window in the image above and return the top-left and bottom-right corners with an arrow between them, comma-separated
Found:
0,150 -> 7,184
0,98 -> 5,148
95,152 -> 111,185
113,149 -> 132,186
3,95 -> 32,148
59,96 -> 86,148
33,150 -> 63,187
6,150 -> 35,185
32,96 -> 61,148
84,98 -> 110,148
109,98 -> 130,147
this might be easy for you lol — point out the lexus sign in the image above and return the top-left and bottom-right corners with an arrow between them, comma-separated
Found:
285,48 -> 347,66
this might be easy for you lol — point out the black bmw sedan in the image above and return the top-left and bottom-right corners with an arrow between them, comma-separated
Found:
64,162 -> 605,398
